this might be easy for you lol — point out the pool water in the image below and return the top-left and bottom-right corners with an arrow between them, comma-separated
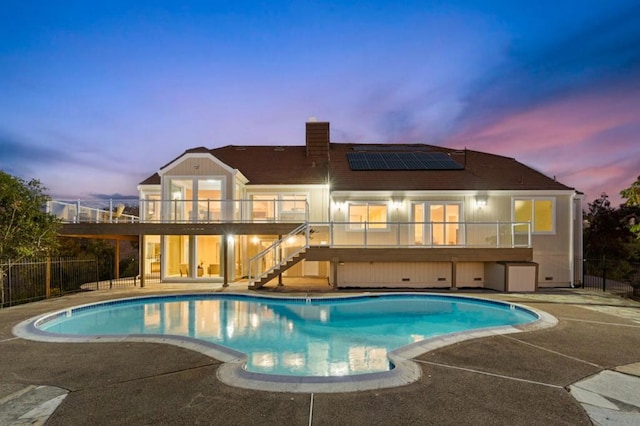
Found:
36,294 -> 538,377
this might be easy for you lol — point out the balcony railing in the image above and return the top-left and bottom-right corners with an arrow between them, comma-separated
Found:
145,199 -> 309,223
307,221 -> 532,249
47,198 -> 310,224
47,200 -> 531,248
47,199 -> 139,223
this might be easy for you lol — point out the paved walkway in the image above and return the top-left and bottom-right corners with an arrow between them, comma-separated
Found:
1,285 -> 640,425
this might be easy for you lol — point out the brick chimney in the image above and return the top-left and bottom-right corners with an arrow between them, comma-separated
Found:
305,119 -> 330,161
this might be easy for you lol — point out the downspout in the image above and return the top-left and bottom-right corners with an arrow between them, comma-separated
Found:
569,192 -> 575,288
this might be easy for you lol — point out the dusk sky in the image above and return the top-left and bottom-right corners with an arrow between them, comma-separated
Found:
1,1 -> 639,206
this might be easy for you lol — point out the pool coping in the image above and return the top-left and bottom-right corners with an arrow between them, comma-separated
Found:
12,292 -> 558,393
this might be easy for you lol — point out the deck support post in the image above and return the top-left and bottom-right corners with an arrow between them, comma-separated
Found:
278,234 -> 283,286
139,235 -> 146,288
450,258 -> 458,291
223,236 -> 229,287
114,239 -> 121,279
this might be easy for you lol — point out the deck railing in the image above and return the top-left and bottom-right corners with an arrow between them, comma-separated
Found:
307,221 -> 532,248
47,199 -> 139,223
47,198 -> 310,224
47,200 -> 531,247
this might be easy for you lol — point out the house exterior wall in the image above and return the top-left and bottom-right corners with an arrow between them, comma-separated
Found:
529,193 -> 572,287
129,144 -> 580,291
327,190 -> 576,287
161,155 -> 236,200
336,262 -> 452,288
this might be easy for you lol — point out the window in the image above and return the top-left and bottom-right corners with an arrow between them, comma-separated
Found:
166,177 -> 225,222
348,203 -> 388,229
412,202 -> 462,245
514,198 -> 555,233
251,193 -> 308,221
145,194 -> 161,222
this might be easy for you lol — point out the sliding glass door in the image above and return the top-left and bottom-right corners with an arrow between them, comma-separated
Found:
412,202 -> 462,246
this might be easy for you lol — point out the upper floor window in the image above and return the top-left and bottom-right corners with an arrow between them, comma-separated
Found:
251,193 -> 308,221
513,198 -> 555,234
348,203 -> 388,229
166,177 -> 225,222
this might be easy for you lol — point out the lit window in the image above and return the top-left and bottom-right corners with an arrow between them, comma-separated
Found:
514,198 -> 555,233
412,202 -> 461,245
348,203 -> 388,229
251,193 -> 308,221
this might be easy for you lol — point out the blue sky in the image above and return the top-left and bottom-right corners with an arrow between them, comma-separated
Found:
1,1 -> 639,205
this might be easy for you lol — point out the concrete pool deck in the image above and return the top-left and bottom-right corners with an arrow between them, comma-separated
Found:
1,283 -> 640,425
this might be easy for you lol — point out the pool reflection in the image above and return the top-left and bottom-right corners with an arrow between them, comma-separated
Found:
142,299 -> 391,376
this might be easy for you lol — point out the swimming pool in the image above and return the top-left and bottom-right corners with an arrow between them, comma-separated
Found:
17,293 -> 547,387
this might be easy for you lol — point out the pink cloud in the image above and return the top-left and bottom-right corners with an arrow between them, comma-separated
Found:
447,84 -> 640,206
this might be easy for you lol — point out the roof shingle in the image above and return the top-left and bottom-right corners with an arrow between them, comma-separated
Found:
139,141 -> 574,192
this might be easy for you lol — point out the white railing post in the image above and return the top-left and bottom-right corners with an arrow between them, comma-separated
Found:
429,222 -> 433,247
330,222 -> 334,247
496,221 -> 500,248
462,221 -> 467,247
173,199 -> 178,223
364,222 -> 368,247
273,199 -> 277,222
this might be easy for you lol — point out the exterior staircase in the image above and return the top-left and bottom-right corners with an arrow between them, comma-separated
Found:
247,223 -> 309,289
249,250 -> 307,289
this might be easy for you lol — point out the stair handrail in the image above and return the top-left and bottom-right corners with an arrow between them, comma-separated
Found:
248,223 -> 309,284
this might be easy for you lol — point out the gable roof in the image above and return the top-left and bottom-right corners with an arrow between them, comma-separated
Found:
211,145 -> 328,185
139,138 -> 574,192
328,144 -> 573,192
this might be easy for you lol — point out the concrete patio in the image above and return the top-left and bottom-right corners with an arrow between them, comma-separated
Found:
2,284 -> 640,425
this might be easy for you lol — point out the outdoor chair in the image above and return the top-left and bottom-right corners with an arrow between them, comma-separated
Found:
179,264 -> 189,277
102,204 -> 125,222
208,264 -> 219,276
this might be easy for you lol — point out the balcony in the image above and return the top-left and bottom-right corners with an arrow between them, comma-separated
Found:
48,199 -> 531,249
308,221 -> 531,249
47,198 -> 310,224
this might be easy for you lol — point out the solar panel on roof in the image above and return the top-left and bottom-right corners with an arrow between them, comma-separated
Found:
346,151 -> 463,171
378,153 -> 402,169
353,145 -> 433,152
349,160 -> 369,170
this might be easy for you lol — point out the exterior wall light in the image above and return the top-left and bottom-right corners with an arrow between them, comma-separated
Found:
475,196 -> 488,208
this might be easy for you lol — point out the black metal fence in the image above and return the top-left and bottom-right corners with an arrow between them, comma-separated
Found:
583,257 -> 640,298
0,257 -> 143,308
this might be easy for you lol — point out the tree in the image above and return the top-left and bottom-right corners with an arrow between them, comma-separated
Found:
0,171 -> 60,305
584,193 -> 639,258
621,175 -> 640,238
56,237 -> 117,280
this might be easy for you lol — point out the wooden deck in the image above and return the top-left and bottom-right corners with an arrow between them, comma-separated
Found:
305,246 -> 533,262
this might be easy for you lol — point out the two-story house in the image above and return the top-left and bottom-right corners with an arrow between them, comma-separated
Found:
131,120 -> 582,291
